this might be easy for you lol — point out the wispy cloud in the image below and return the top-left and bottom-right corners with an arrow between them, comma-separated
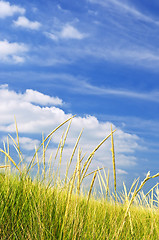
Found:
89,0 -> 159,25
43,24 -> 159,70
85,0 -> 159,70
44,32 -> 58,41
76,79 -> 159,102
83,41 -> 159,70
0,1 -> 25,18
111,0 -> 159,26
13,16 -> 41,30
2,71 -> 159,103
0,39 -> 29,63
30,72 -> 159,103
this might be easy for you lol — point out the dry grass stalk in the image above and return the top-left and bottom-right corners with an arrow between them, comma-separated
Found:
111,125 -> 117,199
59,164 -> 78,240
87,170 -> 97,203
0,165 -> 10,168
142,182 -> 159,205
42,133 -> 46,180
34,145 -> 40,176
104,168 -> 110,197
85,167 -> 104,179
0,149 -> 21,174
98,167 -> 107,196
54,135 -> 62,162
77,147 -> 81,195
81,130 -> 116,182
60,120 -> 72,166
97,172 -> 104,197
65,129 -> 83,184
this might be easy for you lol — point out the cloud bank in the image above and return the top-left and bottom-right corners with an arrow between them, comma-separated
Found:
0,85 -> 140,173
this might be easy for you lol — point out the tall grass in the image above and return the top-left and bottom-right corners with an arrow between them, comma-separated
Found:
0,117 -> 159,240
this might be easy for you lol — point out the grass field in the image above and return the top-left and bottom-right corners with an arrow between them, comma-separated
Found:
0,117 -> 159,239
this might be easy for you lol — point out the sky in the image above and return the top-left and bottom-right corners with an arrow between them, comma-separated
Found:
0,0 -> 159,191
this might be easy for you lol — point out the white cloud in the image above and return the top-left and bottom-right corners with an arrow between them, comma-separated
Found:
23,89 -> 63,106
13,16 -> 41,30
46,24 -> 87,41
0,40 -> 29,63
117,169 -> 128,175
3,135 -> 40,151
0,85 -> 63,108
0,1 -> 25,18
12,55 -> 25,63
0,85 -> 140,171
18,137 -> 40,151
60,24 -> 86,39
0,83 -> 8,89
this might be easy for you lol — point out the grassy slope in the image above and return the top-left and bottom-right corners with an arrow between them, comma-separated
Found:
0,118 -> 159,239
0,174 -> 159,240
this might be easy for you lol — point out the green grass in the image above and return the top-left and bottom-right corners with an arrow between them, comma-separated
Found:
1,174 -> 159,240
0,117 -> 159,239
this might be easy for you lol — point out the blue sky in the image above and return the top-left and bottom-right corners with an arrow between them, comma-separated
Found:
0,0 -> 159,190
